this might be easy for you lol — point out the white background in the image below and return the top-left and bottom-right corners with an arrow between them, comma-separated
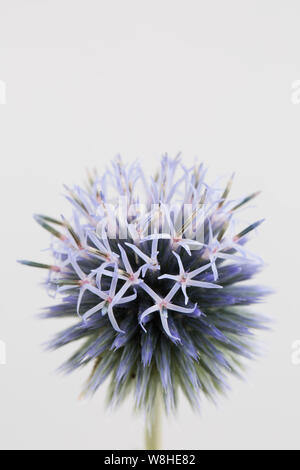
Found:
0,0 -> 299,450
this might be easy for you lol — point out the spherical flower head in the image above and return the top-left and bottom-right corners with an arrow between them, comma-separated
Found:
20,154 -> 269,415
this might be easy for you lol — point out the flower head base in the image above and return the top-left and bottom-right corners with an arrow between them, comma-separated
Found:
20,154 -> 269,415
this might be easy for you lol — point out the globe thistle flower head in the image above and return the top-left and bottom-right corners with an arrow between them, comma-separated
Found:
20,154 -> 269,415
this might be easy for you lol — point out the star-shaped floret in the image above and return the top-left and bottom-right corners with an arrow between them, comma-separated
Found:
200,219 -> 263,280
57,255 -> 97,316
158,251 -> 222,304
81,264 -> 137,332
125,236 -> 160,276
139,283 -> 197,341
